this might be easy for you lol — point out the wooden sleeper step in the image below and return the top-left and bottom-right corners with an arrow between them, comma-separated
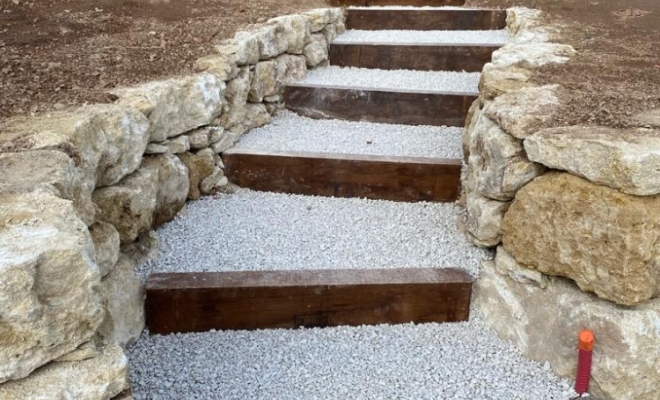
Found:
345,8 -> 508,31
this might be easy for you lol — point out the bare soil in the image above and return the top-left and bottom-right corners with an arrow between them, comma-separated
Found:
468,0 -> 660,128
0,0 -> 327,118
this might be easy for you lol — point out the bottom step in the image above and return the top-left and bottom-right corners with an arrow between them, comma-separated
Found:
146,268 -> 472,334
222,149 -> 462,202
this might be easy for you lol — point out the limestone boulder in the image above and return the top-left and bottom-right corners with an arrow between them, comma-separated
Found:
179,149 -> 216,200
0,190 -> 104,383
275,54 -> 307,83
475,260 -> 660,400
0,344 -> 130,400
97,256 -> 145,347
249,60 -> 278,102
303,8 -> 338,32
502,172 -> 660,305
303,34 -> 329,68
462,100 -> 482,162
485,85 -> 559,139
268,15 -> 311,54
251,23 -> 288,60
479,64 -> 533,100
200,167 -> 226,195
92,167 -> 158,244
164,135 -> 190,154
219,35 -> 259,66
322,23 -> 338,43
525,126 -> 660,196
187,128 -> 210,150
113,73 -> 226,142
494,246 -> 547,288
465,192 -> 510,248
491,42 -> 576,70
89,221 -> 120,278
140,154 -> 189,227
194,54 -> 239,81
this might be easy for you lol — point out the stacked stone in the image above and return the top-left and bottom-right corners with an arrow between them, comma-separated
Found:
0,8 -> 344,399
462,8 -> 660,400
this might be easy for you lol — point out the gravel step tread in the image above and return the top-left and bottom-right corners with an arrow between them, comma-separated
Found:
334,29 -> 510,45
299,66 -> 480,93
231,111 -> 463,159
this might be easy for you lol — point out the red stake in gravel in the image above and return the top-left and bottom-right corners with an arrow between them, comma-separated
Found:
575,329 -> 595,395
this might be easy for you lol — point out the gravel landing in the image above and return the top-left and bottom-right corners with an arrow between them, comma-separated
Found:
136,190 -> 488,279
232,111 -> 463,159
334,29 -> 510,45
300,66 -> 480,93
128,313 -> 577,400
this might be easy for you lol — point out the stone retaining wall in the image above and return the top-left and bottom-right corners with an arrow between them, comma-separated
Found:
464,8 -> 660,400
0,8 -> 344,399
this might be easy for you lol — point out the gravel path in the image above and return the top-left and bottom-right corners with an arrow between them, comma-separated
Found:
136,190 -> 488,280
232,111 -> 463,158
300,66 -> 480,93
128,312 -> 577,400
334,29 -> 510,45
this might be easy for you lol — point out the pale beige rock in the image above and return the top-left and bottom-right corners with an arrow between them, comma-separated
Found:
244,103 -> 271,130
525,126 -> 660,196
268,15 -> 311,54
491,42 -> 576,70
479,63 -> 533,100
467,113 -> 544,201
140,154 -> 189,227
251,23 -> 288,60
219,35 -> 259,65
321,23 -> 337,43
194,54 -> 239,81
89,221 -> 120,278
113,73 -> 226,142
97,256 -> 145,347
0,344 -> 130,400
211,129 -> 240,154
274,54 -> 307,83
475,260 -> 660,400
303,8 -> 335,32
187,128 -> 210,150
208,126 -> 225,143
92,167 -> 158,244
217,104 -> 247,130
54,341 -> 100,362
505,7 -> 557,44
179,149 -> 215,200
465,191 -> 510,248
144,143 -> 169,155
164,135 -> 190,154
485,85 -> 559,139
494,246 -> 547,288
249,60 -> 278,102
335,21 -> 346,35
462,100 -> 482,162
200,167 -> 225,195
0,190 -> 104,383
502,172 -> 660,305
303,33 -> 329,68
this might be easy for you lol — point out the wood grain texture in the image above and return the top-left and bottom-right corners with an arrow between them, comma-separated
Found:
146,268 -> 473,334
346,9 -> 507,31
222,149 -> 462,203
329,0 -> 465,6
329,43 -> 499,72
284,84 -> 477,127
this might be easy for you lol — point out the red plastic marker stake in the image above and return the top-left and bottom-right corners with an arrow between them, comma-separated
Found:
575,330 -> 595,395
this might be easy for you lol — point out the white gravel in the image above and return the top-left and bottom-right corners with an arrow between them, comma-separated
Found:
136,189 -> 488,280
334,29 -> 510,45
128,312 -> 577,400
232,111 -> 463,159
300,66 -> 480,93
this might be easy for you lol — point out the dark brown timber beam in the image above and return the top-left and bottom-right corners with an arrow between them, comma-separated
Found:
329,0 -> 466,6
346,9 -> 507,31
284,84 -> 477,127
222,149 -> 462,203
146,268 -> 473,334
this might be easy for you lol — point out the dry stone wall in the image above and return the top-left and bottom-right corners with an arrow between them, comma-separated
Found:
0,8 -> 344,398
464,8 -> 660,400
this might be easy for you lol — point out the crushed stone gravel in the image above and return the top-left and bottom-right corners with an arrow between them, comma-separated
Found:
128,311 -> 577,400
300,66 -> 480,93
135,189 -> 488,280
334,29 -> 510,45
232,111 -> 463,159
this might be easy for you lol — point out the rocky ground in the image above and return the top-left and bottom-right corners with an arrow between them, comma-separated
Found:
467,0 -> 660,128
0,0 -> 326,118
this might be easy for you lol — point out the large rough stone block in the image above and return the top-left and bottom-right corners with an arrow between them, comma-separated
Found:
485,85 -> 559,139
475,260 -> 660,400
89,221 -> 120,278
525,126 -> 660,196
0,344 -> 130,400
140,154 -> 189,227
465,192 -> 510,248
0,190 -> 104,383
491,42 -> 576,70
249,60 -> 278,102
97,256 -> 145,348
251,23 -> 289,60
178,149 -> 216,200
274,54 -> 307,83
303,33 -> 329,68
502,172 -> 660,305
114,73 -> 226,142
479,63 -> 533,100
302,8 -> 339,32
92,167 -> 158,244
268,15 -> 311,54
194,54 -> 239,81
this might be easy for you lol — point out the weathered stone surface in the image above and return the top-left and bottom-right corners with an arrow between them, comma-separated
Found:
462,100 -> 482,162
491,42 -> 576,70
465,191 -> 510,248
0,344 -> 130,400
209,126 -> 225,143
114,73 -> 225,142
243,103 -> 271,130
200,167 -> 225,195
140,154 -> 189,227
249,60 -> 278,102
321,23 -> 338,43
97,256 -> 145,348
335,20 -> 346,35
303,33 -> 328,68
505,7 -> 556,44
210,128 -> 240,154
494,246 -> 547,288
479,63 -> 533,100
252,23 -> 288,60
502,172 -> 660,305
179,149 -> 215,200
144,143 -> 168,155
274,53 -> 307,83
219,35 -> 259,66
89,221 -> 120,278
164,135 -> 190,154
55,341 -> 100,362
92,167 -> 158,244
525,126 -> 660,196
187,128 -> 210,150
268,15 -> 311,54
485,85 -> 559,139
467,113 -> 544,201
0,190 -> 104,383
194,54 -> 239,81
303,8 -> 337,32
476,260 -> 660,400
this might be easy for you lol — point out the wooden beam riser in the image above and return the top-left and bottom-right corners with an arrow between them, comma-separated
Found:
346,9 -> 508,31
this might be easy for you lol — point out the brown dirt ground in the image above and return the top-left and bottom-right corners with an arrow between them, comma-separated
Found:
0,0 -> 327,119
467,0 -> 660,128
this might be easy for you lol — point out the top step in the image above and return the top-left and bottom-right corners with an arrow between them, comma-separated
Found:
346,7 -> 508,31
330,0 -> 466,7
